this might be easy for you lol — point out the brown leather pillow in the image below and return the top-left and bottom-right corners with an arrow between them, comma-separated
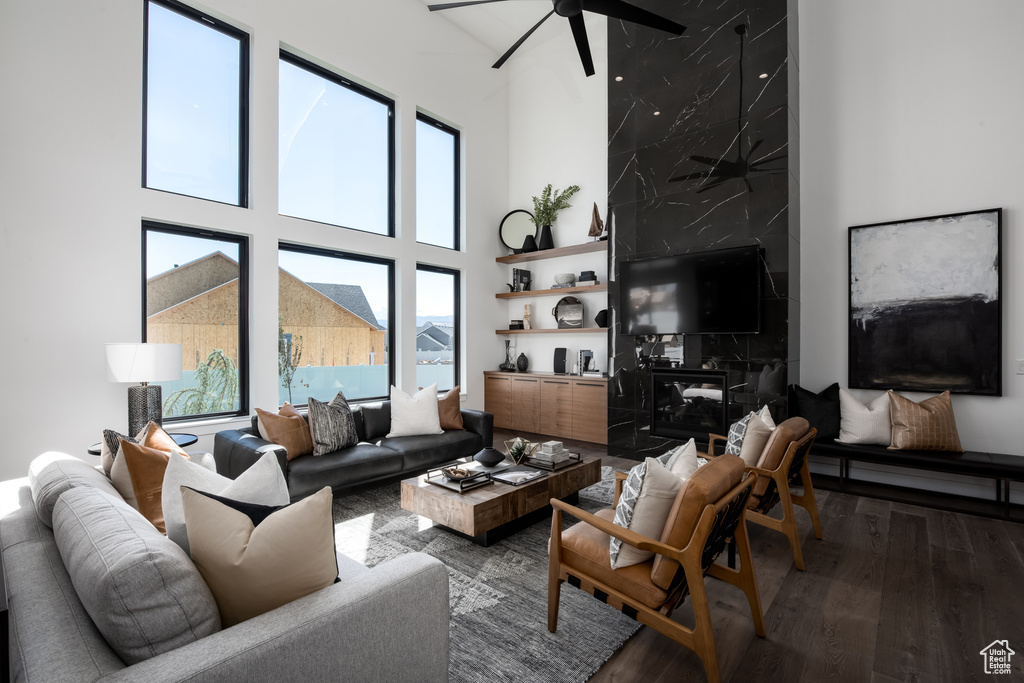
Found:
119,440 -> 189,533
141,422 -> 190,458
437,386 -> 464,431
650,454 -> 744,590
256,404 -> 314,460
888,390 -> 963,452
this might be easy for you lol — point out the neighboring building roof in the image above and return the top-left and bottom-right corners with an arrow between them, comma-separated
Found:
416,323 -> 452,347
308,283 -> 381,329
416,334 -> 447,352
147,251 -> 239,316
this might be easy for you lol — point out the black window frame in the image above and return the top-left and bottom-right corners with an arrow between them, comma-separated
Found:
141,221 -> 250,422
415,112 -> 461,251
278,242 -> 396,403
278,51 -> 396,238
416,263 -> 461,392
142,0 -> 250,208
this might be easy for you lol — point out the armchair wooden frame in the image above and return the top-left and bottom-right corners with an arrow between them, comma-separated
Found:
548,472 -> 765,683
707,428 -> 823,570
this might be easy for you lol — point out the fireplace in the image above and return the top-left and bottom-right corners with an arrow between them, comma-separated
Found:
650,368 -> 729,442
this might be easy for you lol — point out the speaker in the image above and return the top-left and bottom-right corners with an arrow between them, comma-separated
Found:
553,347 -> 568,374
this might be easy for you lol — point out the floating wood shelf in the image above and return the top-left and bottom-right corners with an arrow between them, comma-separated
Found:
495,241 -> 607,264
496,283 -> 607,299
495,328 -> 606,335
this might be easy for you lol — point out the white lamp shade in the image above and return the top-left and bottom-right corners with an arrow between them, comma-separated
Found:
106,343 -> 182,383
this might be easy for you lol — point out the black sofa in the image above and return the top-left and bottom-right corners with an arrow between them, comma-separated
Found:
214,401 -> 493,501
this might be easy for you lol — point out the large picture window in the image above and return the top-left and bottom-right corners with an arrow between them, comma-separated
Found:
279,53 -> 395,236
278,245 -> 394,404
416,113 -> 460,250
143,223 -> 249,420
143,0 -> 248,206
416,265 -> 460,392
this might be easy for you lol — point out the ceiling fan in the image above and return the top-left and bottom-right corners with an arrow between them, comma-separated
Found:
427,0 -> 685,77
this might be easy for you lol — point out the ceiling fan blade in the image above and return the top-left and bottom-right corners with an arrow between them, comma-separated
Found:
493,10 -> 556,69
428,0 -> 508,11
582,0 -> 685,35
568,13 -> 595,77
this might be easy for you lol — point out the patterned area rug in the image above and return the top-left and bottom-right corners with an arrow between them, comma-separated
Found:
332,466 -> 640,683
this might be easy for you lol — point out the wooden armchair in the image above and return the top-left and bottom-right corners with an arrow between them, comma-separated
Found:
707,416 -> 823,570
548,454 -> 765,683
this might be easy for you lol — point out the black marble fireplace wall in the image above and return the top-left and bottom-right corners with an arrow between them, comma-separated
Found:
606,0 -> 800,460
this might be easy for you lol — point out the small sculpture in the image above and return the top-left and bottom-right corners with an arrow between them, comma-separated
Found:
524,304 -> 532,330
589,202 -> 604,238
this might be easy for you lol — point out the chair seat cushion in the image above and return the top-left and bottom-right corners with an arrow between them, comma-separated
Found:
558,509 -> 667,610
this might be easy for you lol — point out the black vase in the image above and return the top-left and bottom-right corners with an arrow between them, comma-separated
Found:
595,309 -> 609,328
516,352 -> 529,372
521,234 -> 539,253
538,225 -> 554,250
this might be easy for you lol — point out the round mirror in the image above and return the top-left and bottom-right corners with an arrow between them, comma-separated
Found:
499,209 -> 537,252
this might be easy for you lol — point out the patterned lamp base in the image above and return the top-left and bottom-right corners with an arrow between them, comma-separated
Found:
128,384 -> 163,435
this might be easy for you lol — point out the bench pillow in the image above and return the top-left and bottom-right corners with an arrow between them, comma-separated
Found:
28,452 -> 122,528
888,390 -> 963,452
52,486 -> 220,665
837,389 -> 891,446
788,382 -> 841,440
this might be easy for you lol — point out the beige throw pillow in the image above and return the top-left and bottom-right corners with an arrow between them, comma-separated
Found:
662,438 -> 702,481
837,388 -> 891,445
738,406 -> 776,466
182,486 -> 338,627
888,390 -> 963,452
609,458 -> 685,569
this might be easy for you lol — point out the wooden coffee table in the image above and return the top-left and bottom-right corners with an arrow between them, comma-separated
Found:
400,453 -> 602,546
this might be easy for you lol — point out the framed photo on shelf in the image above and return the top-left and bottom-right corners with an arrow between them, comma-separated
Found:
848,207 -> 1001,395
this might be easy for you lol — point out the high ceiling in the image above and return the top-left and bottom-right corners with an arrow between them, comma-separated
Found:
417,0 -> 570,61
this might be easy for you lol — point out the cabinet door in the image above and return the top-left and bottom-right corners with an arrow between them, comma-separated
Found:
540,379 -> 573,437
510,377 -> 541,433
484,375 -> 512,430
572,381 -> 607,444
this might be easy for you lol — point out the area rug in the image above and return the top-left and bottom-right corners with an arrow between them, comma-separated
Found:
331,466 -> 640,683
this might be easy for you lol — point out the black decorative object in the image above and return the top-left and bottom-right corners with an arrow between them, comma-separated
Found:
552,296 -> 584,329
849,208 -> 1002,395
473,447 -> 506,467
499,209 -> 537,252
553,348 -> 567,374
594,309 -> 608,328
516,353 -> 529,372
538,224 -> 555,250
499,340 -> 516,372
427,0 -> 686,78
128,385 -> 164,436
521,234 -> 539,253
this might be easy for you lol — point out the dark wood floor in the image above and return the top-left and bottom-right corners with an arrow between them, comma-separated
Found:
495,429 -> 1024,682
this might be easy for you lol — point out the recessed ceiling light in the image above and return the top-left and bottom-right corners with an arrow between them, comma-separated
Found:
759,73 -> 768,79
653,111 -> 661,116
615,76 -> 623,82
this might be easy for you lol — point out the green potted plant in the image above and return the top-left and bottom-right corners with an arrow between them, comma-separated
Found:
531,184 -> 580,249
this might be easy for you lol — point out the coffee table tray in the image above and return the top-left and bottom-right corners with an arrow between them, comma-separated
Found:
524,452 -> 581,471
424,468 -> 493,493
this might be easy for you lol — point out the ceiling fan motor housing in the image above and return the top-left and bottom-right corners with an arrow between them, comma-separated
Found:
554,0 -> 584,17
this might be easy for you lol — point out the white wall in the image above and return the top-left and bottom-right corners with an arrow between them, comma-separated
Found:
0,0 -> 510,481
800,1 -> 1024,459
504,14 -> 609,374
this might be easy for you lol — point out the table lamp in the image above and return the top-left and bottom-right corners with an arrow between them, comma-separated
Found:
106,343 -> 182,435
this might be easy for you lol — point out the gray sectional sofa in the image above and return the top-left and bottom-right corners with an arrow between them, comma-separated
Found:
214,400 -> 493,501
0,453 -> 450,682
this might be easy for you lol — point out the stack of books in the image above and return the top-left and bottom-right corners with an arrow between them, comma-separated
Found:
533,441 -> 571,464
578,270 -> 599,286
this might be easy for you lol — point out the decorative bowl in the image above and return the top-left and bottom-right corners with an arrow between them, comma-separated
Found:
441,466 -> 474,481
473,447 -> 506,467
554,273 -> 576,285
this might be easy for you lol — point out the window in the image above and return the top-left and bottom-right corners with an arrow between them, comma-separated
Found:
142,223 -> 249,420
279,52 -> 395,235
143,0 -> 248,206
416,266 -> 460,392
416,114 -> 460,250
278,244 -> 394,404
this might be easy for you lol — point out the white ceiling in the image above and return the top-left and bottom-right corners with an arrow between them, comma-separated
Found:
417,0 -> 568,58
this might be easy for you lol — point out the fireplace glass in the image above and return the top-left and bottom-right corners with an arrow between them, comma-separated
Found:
650,368 -> 729,442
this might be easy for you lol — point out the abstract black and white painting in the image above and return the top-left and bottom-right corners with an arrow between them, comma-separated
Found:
849,208 -> 1001,395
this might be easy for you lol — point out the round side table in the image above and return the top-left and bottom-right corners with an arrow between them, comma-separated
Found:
87,433 -> 198,456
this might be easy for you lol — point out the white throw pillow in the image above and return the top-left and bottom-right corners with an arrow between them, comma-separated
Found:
657,438 -> 702,481
386,384 -> 444,438
837,388 -> 891,446
609,458 -> 684,569
739,407 -> 776,466
162,451 -> 290,554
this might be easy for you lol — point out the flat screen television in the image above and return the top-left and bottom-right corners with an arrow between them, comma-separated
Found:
620,245 -> 763,335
